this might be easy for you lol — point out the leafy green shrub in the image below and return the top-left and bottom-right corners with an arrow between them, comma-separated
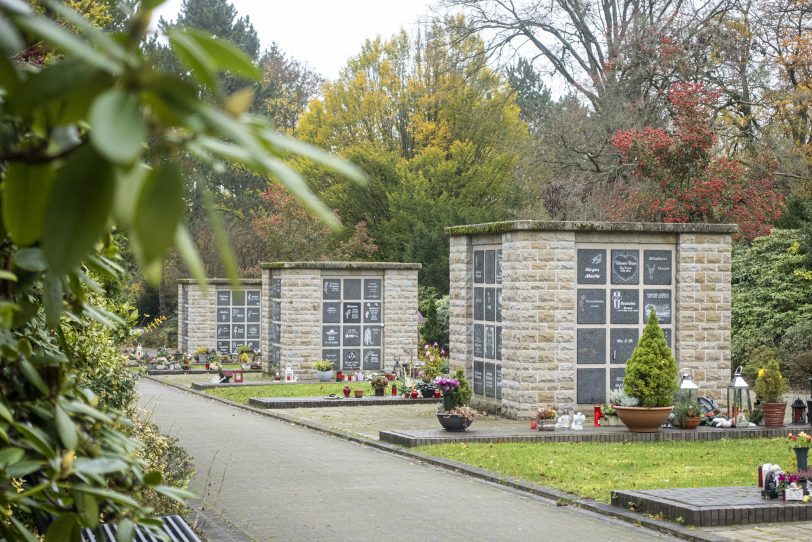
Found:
624,310 -> 679,407
740,346 -> 781,386
754,359 -> 790,403
449,368 -> 472,408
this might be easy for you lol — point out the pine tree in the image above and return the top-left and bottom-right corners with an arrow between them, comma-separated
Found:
624,309 -> 679,407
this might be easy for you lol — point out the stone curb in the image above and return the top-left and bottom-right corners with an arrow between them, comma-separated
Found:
143,376 -> 725,542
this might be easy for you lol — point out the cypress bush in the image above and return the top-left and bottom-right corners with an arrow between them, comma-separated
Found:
624,310 -> 679,407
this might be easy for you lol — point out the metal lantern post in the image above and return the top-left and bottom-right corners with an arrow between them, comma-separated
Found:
679,368 -> 699,401
727,366 -> 752,422
791,398 -> 807,425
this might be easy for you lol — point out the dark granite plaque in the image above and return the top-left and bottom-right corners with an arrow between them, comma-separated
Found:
474,250 -> 484,283
473,361 -> 484,395
247,290 -> 261,306
363,302 -> 381,323
271,345 -> 280,363
322,325 -> 340,347
611,250 -> 640,284
485,325 -> 495,359
495,364 -> 502,400
217,324 -> 230,339
246,340 -> 259,351
485,250 -> 496,284
322,349 -> 340,365
577,249 -> 607,284
271,278 -> 281,298
644,250 -> 672,285
343,325 -> 361,346
217,341 -> 230,355
363,325 -> 382,347
344,279 -> 361,300
231,324 -> 244,339
577,288 -> 606,324
323,302 -> 340,323
322,279 -> 341,300
610,328 -> 638,364
663,328 -> 672,348
271,301 -> 280,322
610,368 -> 626,392
343,302 -> 361,323
364,279 -> 382,300
473,324 -> 484,357
495,327 -> 502,361
273,323 -> 281,343
363,349 -> 381,370
231,307 -> 245,322
495,289 -> 502,322
484,363 -> 496,398
484,288 -> 495,321
248,307 -> 261,323
231,290 -> 245,305
577,368 -> 606,404
217,307 -> 230,323
577,328 -> 605,364
474,287 -> 484,321
217,291 -> 230,305
643,289 -> 672,324
247,324 -> 260,339
496,249 -> 502,284
343,349 -> 361,371
610,289 -> 639,324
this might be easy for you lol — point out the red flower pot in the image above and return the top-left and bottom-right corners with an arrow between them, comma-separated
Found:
343,386 -> 351,397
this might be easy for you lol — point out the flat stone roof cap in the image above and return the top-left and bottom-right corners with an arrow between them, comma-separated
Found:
260,261 -> 422,270
445,220 -> 739,236
177,278 -> 262,285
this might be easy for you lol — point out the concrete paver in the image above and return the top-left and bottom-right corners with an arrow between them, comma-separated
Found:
138,379 -> 674,541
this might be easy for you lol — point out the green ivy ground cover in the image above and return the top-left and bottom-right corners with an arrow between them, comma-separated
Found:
418,439 -> 792,503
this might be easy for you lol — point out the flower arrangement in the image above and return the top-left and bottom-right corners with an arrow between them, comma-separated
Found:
603,404 -> 617,417
444,405 -> 479,422
754,360 -> 789,403
788,432 -> 812,449
313,359 -> 334,372
434,377 -> 460,394
369,374 -> 389,391
418,343 -> 446,382
536,407 -> 557,420
609,387 -> 639,407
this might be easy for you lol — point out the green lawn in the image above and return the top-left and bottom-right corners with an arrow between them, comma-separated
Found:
206,381 -> 376,403
418,439 -> 794,503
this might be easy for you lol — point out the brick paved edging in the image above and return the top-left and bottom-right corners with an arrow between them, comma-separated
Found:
143,375 -> 726,542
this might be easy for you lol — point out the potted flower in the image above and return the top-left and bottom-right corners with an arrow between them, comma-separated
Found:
754,360 -> 789,427
673,401 -> 701,429
613,310 -> 679,433
536,407 -> 557,431
417,381 -> 436,399
313,359 -> 335,382
370,374 -> 389,396
602,403 -> 620,426
435,376 -> 460,412
436,369 -> 478,431
788,431 -> 812,472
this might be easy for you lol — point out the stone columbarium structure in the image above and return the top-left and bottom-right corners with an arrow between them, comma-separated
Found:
446,221 -> 735,420
178,262 -> 420,378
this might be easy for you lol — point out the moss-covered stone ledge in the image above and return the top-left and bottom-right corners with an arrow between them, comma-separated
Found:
260,261 -> 422,270
177,278 -> 262,285
444,220 -> 739,236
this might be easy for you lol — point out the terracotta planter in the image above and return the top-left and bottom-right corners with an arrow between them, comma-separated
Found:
354,389 -> 364,398
614,405 -> 673,433
681,415 -> 701,430
762,402 -> 786,427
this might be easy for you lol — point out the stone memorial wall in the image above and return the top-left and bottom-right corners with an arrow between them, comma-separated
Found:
447,221 -> 735,420
179,262 -> 419,377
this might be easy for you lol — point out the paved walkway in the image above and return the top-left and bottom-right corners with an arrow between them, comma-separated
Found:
138,379 -> 673,541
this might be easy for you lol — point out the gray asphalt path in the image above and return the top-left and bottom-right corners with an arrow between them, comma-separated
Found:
138,379 -> 675,542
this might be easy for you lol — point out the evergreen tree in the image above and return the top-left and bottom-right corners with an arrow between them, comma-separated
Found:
624,310 -> 679,407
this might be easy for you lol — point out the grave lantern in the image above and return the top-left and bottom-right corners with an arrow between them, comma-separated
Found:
393,359 -> 401,378
727,365 -> 751,420
679,368 -> 699,401
791,398 -> 806,425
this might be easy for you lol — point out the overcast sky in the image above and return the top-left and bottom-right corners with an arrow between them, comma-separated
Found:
154,0 -> 437,80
